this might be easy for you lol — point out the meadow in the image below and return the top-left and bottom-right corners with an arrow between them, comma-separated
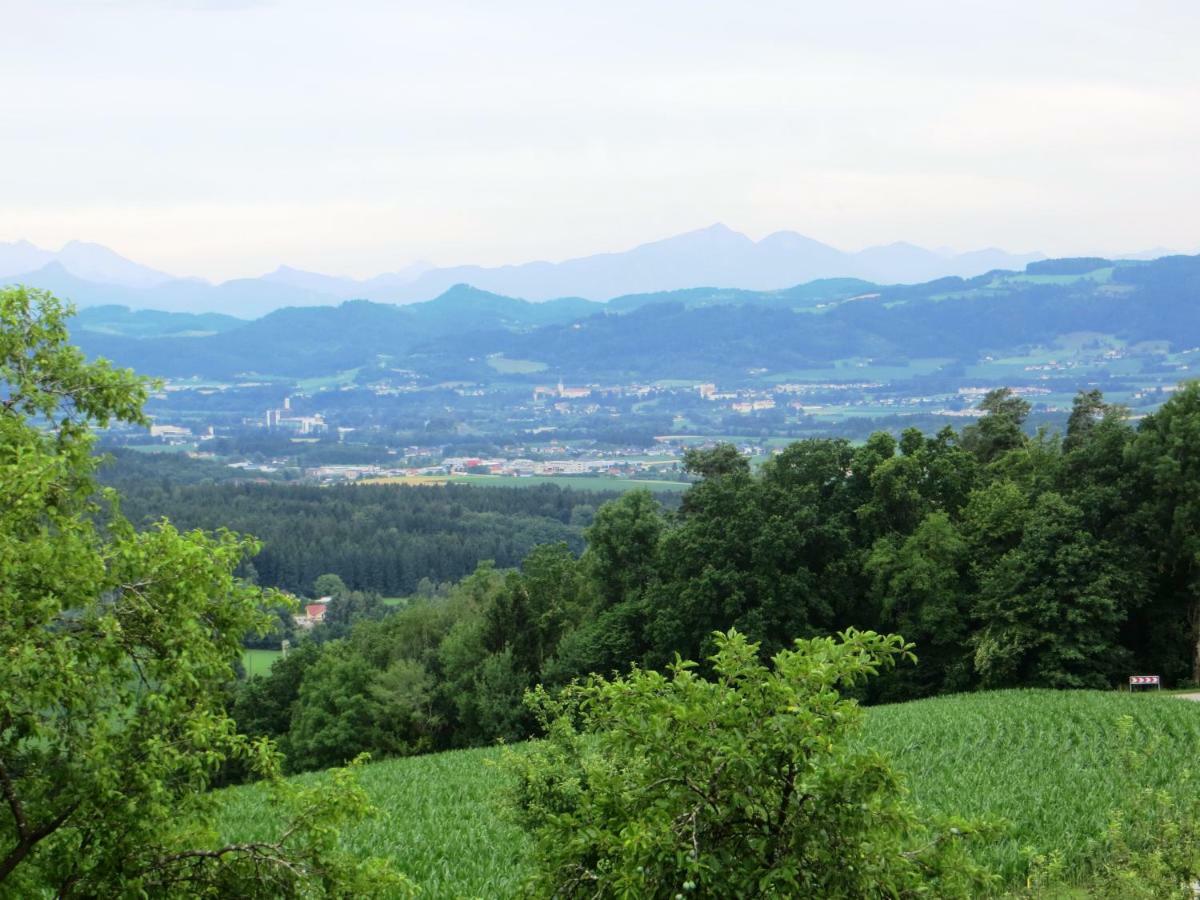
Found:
214,689 -> 1200,897
359,473 -> 691,492
240,647 -> 283,678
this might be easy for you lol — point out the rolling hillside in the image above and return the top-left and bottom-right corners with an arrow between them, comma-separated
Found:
214,689 -> 1200,897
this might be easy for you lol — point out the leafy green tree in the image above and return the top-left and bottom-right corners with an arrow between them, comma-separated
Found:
0,287 -> 398,894
1063,388 -> 1111,452
483,543 -> 590,677
682,442 -> 750,479
313,572 -> 348,598
286,649 -> 387,771
1127,382 -> 1200,681
507,629 -> 993,898
865,512 -> 974,697
971,493 -> 1131,688
368,658 -> 440,755
581,489 -> 664,609
961,387 -> 1031,463
649,439 -> 856,664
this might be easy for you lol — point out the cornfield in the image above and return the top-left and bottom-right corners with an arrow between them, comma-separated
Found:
215,688 -> 1200,896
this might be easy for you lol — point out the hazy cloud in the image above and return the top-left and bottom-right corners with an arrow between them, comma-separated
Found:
2,1 -> 1197,279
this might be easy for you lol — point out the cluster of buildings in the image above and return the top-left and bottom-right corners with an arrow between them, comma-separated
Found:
696,380 -> 885,415
264,397 -> 327,434
532,380 -> 657,402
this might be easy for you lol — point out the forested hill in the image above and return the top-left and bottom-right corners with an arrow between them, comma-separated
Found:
63,253 -> 1200,381
109,475 -> 621,595
227,384 -> 1200,779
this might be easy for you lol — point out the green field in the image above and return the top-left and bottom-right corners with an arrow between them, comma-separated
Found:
296,367 -> 363,392
124,442 -> 198,454
214,689 -> 1200,896
217,745 -> 527,898
865,689 -> 1200,884
362,473 -> 691,493
486,354 -> 548,374
241,647 -> 283,678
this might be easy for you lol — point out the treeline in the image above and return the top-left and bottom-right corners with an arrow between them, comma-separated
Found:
233,383 -> 1200,773
112,478 -> 622,595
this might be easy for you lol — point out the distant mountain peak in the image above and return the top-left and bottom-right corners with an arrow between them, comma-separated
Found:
0,239 -> 178,289
4,227 -> 1051,314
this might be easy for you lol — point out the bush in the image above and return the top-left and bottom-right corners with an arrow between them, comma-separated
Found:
506,629 -> 995,898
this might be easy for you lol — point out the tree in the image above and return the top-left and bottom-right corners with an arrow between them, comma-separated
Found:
287,650 -> 387,771
313,573 -> 348,598
0,287 -> 399,895
682,442 -> 750,479
971,493 -> 1131,688
1063,388 -> 1110,452
960,388 -> 1030,463
507,630 -> 993,898
865,512 -> 974,697
581,489 -> 664,610
1127,382 -> 1200,681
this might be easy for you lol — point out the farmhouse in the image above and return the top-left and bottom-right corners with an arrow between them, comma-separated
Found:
294,598 -> 331,629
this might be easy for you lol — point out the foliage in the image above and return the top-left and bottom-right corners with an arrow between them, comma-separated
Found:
110,477 -> 620,596
313,573 -> 349,598
0,286 -> 396,894
235,381 -> 1200,775
506,629 -> 995,899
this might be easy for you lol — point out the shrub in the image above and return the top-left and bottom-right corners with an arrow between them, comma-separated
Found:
506,629 -> 995,898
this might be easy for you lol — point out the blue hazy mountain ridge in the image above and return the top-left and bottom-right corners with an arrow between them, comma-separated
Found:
3,225 -> 1047,316
65,253 -> 1200,382
325,224 -> 1045,303
0,240 -> 175,288
71,286 -> 604,377
72,305 -> 245,339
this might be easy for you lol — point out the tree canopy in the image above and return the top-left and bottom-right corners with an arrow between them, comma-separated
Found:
0,287 -> 400,896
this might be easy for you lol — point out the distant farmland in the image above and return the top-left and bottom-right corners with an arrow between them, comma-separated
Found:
358,473 -> 690,492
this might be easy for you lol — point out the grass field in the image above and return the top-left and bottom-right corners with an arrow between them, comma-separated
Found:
215,689 -> 1200,896
240,647 -> 283,678
359,473 -> 690,493
296,367 -> 363,392
486,354 -> 548,374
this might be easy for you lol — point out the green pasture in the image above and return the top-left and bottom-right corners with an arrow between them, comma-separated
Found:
360,473 -> 690,493
296,367 -> 363,392
241,647 -> 283,678
764,356 -> 953,384
486,355 -> 548,374
124,442 -> 198,454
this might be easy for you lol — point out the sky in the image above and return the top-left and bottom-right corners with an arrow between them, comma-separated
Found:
2,0 -> 1198,281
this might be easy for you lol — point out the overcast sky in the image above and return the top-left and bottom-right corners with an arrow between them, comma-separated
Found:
2,0 -> 1198,280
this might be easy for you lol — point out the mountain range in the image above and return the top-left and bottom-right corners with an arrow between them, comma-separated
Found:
67,254 -> 1200,383
2,226 -> 1051,317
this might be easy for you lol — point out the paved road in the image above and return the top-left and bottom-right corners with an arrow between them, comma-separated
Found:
1175,692 -> 1200,701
